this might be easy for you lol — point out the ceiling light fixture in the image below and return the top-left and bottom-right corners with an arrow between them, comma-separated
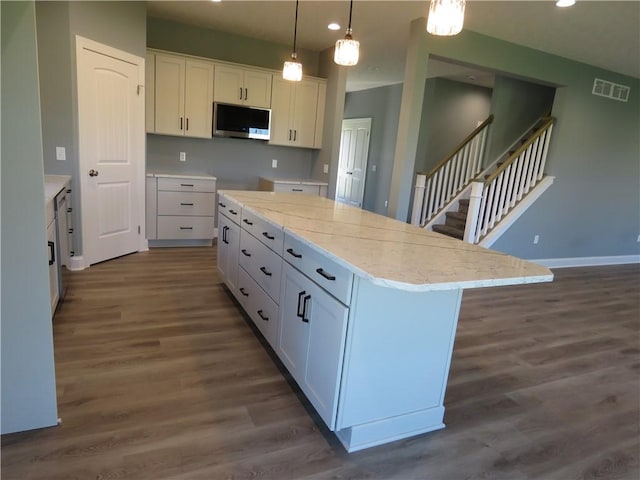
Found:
556,0 -> 575,7
334,0 -> 360,66
283,0 -> 302,81
426,0 -> 466,37
328,23 -> 341,31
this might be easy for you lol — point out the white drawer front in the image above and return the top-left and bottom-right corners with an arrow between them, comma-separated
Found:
273,183 -> 320,195
239,229 -> 282,303
158,191 -> 215,216
238,267 -> 279,349
241,209 -> 284,255
284,233 -> 353,306
217,193 -> 242,225
157,216 -> 215,239
157,177 -> 216,193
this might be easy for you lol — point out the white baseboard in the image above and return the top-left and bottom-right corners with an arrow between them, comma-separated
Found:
533,255 -> 640,269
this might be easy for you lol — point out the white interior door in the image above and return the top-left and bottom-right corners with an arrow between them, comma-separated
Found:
335,118 -> 371,208
77,37 -> 145,266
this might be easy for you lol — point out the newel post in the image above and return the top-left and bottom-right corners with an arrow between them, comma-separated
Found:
411,174 -> 427,226
463,181 -> 484,243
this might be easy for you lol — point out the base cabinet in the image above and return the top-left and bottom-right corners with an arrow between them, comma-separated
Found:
217,213 -> 240,296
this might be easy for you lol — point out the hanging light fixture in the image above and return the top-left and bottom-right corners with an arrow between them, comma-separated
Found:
283,0 -> 302,81
426,0 -> 466,37
334,0 -> 360,66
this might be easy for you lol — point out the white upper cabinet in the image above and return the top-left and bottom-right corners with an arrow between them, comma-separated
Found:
214,64 -> 272,109
270,77 -> 326,149
145,52 -> 155,133
154,53 -> 214,138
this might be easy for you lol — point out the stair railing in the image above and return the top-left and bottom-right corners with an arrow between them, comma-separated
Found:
465,116 -> 555,243
411,115 -> 493,226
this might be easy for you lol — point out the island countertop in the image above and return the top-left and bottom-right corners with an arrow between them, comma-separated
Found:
219,190 -> 553,292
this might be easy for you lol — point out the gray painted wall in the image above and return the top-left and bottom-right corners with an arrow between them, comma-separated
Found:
415,77 -> 492,174
1,1 -> 58,434
35,1 -> 147,256
344,83 -> 403,215
391,21 -> 639,260
487,75 -> 556,163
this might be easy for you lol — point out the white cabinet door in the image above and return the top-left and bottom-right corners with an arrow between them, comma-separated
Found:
155,54 -> 185,136
290,80 -> 319,148
47,219 -> 59,317
217,213 -> 240,296
184,60 -> 214,138
214,65 -> 272,108
145,52 -> 155,133
278,263 -> 349,429
270,77 -> 294,146
270,78 -> 323,149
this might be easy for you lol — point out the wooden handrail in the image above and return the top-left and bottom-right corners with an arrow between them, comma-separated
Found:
483,117 -> 555,185
416,114 -> 494,177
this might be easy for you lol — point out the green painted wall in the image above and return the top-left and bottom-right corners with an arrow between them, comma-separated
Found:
392,19 -> 640,259
1,0 -> 58,434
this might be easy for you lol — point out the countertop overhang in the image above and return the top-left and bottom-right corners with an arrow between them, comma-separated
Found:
220,190 -> 553,292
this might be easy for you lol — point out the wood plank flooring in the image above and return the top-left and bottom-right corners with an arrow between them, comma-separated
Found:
2,247 -> 638,479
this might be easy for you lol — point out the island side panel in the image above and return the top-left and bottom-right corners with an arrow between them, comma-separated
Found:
337,277 -> 462,436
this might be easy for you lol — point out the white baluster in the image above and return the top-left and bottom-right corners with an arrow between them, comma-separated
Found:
411,174 -> 427,226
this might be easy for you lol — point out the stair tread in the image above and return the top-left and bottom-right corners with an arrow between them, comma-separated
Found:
433,224 -> 464,240
446,211 -> 467,220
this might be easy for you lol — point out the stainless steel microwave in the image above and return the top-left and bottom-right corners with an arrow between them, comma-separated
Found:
213,102 -> 271,140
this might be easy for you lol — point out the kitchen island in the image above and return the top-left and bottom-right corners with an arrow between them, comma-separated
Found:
217,190 -> 552,452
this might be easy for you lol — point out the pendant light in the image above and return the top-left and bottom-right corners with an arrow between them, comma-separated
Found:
334,0 -> 360,66
426,0 -> 466,37
283,0 -> 303,81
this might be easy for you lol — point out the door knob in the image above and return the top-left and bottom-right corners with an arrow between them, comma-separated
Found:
89,169 -> 99,177
346,171 -> 353,175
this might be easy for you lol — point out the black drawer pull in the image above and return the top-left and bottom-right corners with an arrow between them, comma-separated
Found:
68,228 -> 74,234
296,290 -> 306,318
239,287 -> 249,297
180,183 -> 194,187
243,218 -> 254,226
262,232 -> 275,240
218,202 -> 226,208
292,188 -> 303,192
257,310 -> 269,322
316,268 -> 336,281
180,227 -> 193,230
260,266 -> 272,277
180,202 -> 194,206
48,241 -> 55,266
67,207 -> 72,213
286,248 -> 302,259
229,209 -> 238,215
241,249 -> 251,257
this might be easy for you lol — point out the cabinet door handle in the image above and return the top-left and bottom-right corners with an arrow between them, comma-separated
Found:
241,249 -> 251,257
48,241 -> 55,266
316,268 -> 336,281
218,202 -> 226,208
257,309 -> 269,322
239,87 -> 243,100
296,290 -> 306,318
222,225 -> 229,244
301,294 -> 311,323
180,203 -> 194,206
244,88 -> 248,101
180,227 -> 193,230
186,118 -> 189,131
243,218 -> 254,226
180,183 -> 194,187
229,209 -> 238,215
293,130 -> 297,141
239,287 -> 249,297
288,129 -> 292,141
262,232 -> 275,240
286,247 -> 302,259
180,117 -> 183,130
260,266 -> 272,277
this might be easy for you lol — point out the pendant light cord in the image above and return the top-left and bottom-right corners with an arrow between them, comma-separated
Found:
348,0 -> 353,31
292,0 -> 299,56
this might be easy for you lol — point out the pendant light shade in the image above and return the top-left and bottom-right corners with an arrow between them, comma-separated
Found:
334,1 -> 360,66
426,0 -> 466,37
283,0 -> 303,81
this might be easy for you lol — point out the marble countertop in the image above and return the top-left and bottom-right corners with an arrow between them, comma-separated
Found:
260,177 -> 328,186
44,175 -> 71,205
220,190 -> 553,292
147,172 -> 217,180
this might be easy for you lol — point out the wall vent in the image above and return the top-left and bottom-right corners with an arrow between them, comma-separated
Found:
592,78 -> 630,102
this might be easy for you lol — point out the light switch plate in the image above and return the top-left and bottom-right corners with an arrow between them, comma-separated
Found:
179,152 -> 186,162
56,147 -> 66,161
323,164 -> 329,174
272,159 -> 278,169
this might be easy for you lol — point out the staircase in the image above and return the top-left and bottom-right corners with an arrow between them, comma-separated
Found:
412,116 -> 556,246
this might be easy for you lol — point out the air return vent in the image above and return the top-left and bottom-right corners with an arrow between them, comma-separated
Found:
592,78 -> 630,102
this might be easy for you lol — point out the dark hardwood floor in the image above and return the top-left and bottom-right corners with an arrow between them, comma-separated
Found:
2,247 -> 638,479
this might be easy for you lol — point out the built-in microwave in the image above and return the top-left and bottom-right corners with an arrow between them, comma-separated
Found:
213,102 -> 271,140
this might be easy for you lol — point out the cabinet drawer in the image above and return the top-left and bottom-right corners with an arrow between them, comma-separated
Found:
158,191 -> 215,216
237,267 -> 279,349
157,216 -> 214,239
284,233 -> 353,306
273,183 -> 320,195
239,229 -> 282,303
217,192 -> 242,225
157,177 -> 216,193
241,208 -> 284,255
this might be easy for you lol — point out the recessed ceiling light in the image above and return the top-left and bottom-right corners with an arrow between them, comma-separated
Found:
328,23 -> 341,31
556,0 -> 575,7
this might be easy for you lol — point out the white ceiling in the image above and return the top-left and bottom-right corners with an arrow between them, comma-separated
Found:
146,0 -> 640,91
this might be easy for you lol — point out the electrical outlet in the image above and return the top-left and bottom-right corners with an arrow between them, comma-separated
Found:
637,234 -> 640,243
323,164 -> 329,174
384,200 -> 388,208
56,147 -> 66,161
533,234 -> 540,244
179,152 -> 186,162
272,159 -> 278,169
372,165 -> 377,172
